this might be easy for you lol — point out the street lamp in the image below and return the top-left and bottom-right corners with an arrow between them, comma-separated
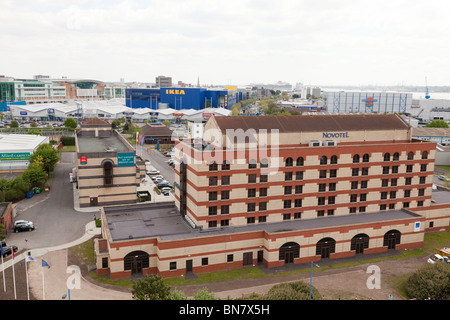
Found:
309,261 -> 320,300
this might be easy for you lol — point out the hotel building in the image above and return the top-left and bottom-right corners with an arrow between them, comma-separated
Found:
94,114 -> 450,279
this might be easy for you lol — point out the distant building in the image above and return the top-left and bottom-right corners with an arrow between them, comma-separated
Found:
141,124 -> 174,145
155,76 -> 172,88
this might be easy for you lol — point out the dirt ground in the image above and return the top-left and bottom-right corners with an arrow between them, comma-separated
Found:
0,246 -> 430,301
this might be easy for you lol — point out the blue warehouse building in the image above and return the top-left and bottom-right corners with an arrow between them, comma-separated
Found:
126,87 -> 239,110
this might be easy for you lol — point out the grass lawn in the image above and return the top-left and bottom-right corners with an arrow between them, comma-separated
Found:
436,165 -> 450,172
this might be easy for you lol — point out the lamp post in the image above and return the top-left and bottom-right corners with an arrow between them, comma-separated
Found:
309,261 -> 320,300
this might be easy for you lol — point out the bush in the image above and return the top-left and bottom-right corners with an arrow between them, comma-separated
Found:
405,262 -> 450,300
264,281 -> 322,300
60,136 -> 75,146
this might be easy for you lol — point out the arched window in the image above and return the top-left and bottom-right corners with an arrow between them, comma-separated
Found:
362,154 -> 370,163
124,250 -> 150,274
248,159 -> 257,169
279,242 -> 300,263
353,154 -> 360,164
209,161 -> 218,171
383,153 -> 390,162
422,151 -> 428,160
351,234 -> 370,254
383,230 -> 401,249
330,155 -> 338,165
320,156 -> 327,165
316,237 -> 336,258
393,152 -> 400,161
222,160 -> 230,170
102,159 -> 114,186
296,157 -> 304,167
407,152 -> 414,161
285,157 -> 293,167
260,158 -> 268,168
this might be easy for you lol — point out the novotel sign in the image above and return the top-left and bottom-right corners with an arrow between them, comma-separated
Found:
322,132 -> 349,138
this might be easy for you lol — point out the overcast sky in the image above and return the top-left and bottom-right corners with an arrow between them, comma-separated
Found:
1,0 -> 449,87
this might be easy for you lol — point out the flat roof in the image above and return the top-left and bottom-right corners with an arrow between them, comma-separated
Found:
104,201 -> 423,243
77,132 -> 131,153
0,133 -> 49,152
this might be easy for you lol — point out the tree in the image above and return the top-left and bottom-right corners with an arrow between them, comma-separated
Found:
29,144 -> 59,173
264,281 -> 322,300
425,120 -> 449,128
64,117 -> 78,129
405,262 -> 450,300
193,288 -> 216,300
131,275 -> 171,300
10,120 -> 18,128
22,164 -> 47,188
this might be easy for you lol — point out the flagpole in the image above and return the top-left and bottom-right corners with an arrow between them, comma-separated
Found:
12,251 -> 16,300
42,264 -> 45,300
1,252 -> 5,293
25,256 -> 30,300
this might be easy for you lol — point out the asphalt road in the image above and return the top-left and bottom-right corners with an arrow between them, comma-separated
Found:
6,152 -> 92,252
137,145 -> 175,185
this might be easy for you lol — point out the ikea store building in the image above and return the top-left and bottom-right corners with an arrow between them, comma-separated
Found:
125,87 -> 243,110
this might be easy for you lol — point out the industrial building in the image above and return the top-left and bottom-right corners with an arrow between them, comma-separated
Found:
0,133 -> 50,172
93,114 -> 450,279
125,87 -> 243,110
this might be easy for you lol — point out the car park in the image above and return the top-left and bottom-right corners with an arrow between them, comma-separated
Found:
151,175 -> 164,181
2,246 -> 18,257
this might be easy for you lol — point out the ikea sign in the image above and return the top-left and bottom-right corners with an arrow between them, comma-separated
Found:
165,89 -> 185,95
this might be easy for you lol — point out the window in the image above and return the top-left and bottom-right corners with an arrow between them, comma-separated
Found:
393,152 -> 400,161
330,169 -> 337,178
391,178 -> 398,187
259,202 -> 267,211
208,221 -> 217,228
328,196 -> 335,205
202,258 -> 208,266
384,153 -> 390,162
319,170 -> 327,179
259,216 -> 267,223
360,193 -> 367,202
419,176 -> 426,184
352,168 -> 359,177
403,202 -> 410,208
248,174 -> 257,183
359,206 -> 366,213
418,188 -> 425,196
248,159 -> 257,169
407,152 -> 414,160
260,188 -> 268,197
392,166 -> 399,174
405,177 -> 412,185
294,212 -> 302,219
380,204 -> 387,210
221,205 -> 229,215
406,165 -> 413,173
351,181 -> 358,189
318,183 -> 326,192
389,203 -> 396,210
417,200 -> 424,207
209,176 -> 218,186
283,213 -> 291,220
404,190 -> 411,198
222,160 -> 230,170
350,194 -> 357,202
353,154 -> 360,163
285,172 -> 293,181
328,209 -> 335,216
422,151 -> 428,160
247,203 -> 256,212
284,186 -> 292,195
285,157 -> 293,167
294,199 -> 302,208
362,154 -> 370,163
382,179 -> 389,187
295,185 -> 303,194
383,166 -> 390,174
420,164 -> 427,172
362,167 -> 369,176
283,200 -> 291,209
320,156 -> 327,165
260,174 -> 268,183
170,262 -> 177,270
248,188 -> 256,198
349,207 -> 357,213
209,192 -> 217,201
208,206 -> 217,216
318,197 -> 326,206
227,254 -> 234,263
209,161 -> 218,171
247,217 -> 255,224
317,210 -> 325,217
296,157 -> 304,166
260,158 -> 268,168
103,161 -> 113,186
221,190 -> 229,200
330,155 -> 338,164
329,183 -> 336,191
361,180 -> 368,189
381,192 -> 387,200
295,171 -> 303,180
390,191 -> 396,199
221,175 -> 230,185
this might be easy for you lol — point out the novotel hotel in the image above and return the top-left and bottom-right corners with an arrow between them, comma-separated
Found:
94,113 -> 450,279
125,87 -> 241,110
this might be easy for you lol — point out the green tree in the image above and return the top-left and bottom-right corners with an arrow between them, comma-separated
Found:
264,281 -> 322,300
64,117 -> 78,129
29,143 -> 59,173
22,164 -> 47,188
405,262 -> 450,300
10,120 -> 18,128
169,289 -> 188,300
425,120 -> 449,128
131,275 -> 171,300
193,288 -> 216,300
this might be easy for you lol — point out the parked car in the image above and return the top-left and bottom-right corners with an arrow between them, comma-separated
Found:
2,246 -> 18,257
14,220 -> 34,227
147,169 -> 160,175
427,254 -> 449,264
168,159 -> 174,165
151,175 -> 164,181
14,223 -> 35,233
160,187 -> 172,192
438,175 -> 450,182
157,183 -> 172,189
162,189 -> 170,196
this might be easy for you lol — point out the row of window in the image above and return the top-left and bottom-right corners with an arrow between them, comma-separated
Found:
207,151 -> 430,171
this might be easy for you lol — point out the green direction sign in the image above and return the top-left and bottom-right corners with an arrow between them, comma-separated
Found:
117,152 -> 135,167
0,152 -> 30,161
